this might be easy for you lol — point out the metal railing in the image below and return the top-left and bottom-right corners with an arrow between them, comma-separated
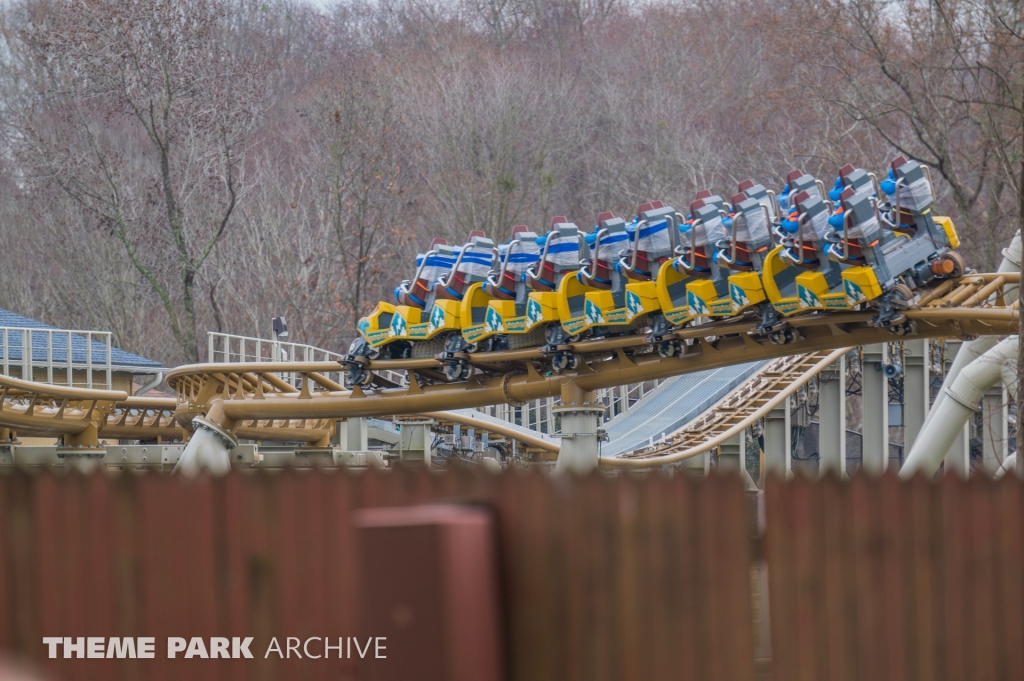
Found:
207,332 -> 407,390
208,332 -> 347,388
0,326 -> 113,390
477,380 -> 664,434
208,332 -> 345,365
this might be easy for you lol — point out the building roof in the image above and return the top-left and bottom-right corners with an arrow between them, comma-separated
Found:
0,308 -> 162,370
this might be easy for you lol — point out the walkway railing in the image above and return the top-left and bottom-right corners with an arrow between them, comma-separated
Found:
0,326 -> 113,390
206,332 -> 399,389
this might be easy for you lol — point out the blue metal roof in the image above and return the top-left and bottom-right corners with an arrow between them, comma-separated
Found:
0,308 -> 161,369
602,361 -> 768,458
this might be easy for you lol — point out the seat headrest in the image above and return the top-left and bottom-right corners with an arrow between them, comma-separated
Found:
550,216 -> 568,228
596,211 -> 615,223
600,216 -> 627,232
786,169 -> 805,184
429,237 -> 448,249
793,190 -> 811,206
735,196 -> 760,213
637,202 -> 654,215
651,200 -> 665,209
890,156 -> 908,170
695,189 -> 712,200
731,192 -> 747,206
738,179 -> 755,192
641,205 -> 677,223
511,225 -> 528,235
838,163 -> 855,178
840,187 -> 855,201
689,199 -> 706,214
468,229 -> 486,240
694,203 -> 719,222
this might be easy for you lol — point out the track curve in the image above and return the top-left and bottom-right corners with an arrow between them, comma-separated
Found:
1,273 -> 1018,447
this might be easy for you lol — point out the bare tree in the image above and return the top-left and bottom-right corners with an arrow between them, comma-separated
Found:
0,0 -> 268,362
400,55 -> 586,239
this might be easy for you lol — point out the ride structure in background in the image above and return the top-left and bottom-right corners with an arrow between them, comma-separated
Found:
1,154 -> 1016,478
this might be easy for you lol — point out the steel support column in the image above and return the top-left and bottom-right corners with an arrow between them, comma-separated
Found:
942,340 -> 972,478
903,339 -> 930,452
336,417 -> 369,452
763,396 -> 791,479
982,387 -> 1009,476
718,430 -> 757,489
945,422 -> 971,477
818,353 -> 846,477
554,381 -> 604,474
861,344 -> 889,475
397,419 -> 432,463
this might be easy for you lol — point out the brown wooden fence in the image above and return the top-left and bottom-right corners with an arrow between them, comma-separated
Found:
1,469 -> 1021,681
0,469 -> 754,681
765,473 -> 1024,681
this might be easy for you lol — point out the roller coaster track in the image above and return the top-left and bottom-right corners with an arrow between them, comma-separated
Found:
601,349 -> 849,468
0,273 -> 1018,451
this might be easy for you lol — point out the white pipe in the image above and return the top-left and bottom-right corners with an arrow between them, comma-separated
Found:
901,336 -> 1018,478
173,420 -> 234,477
994,453 -> 1017,480
914,230 -> 1020,437
134,371 -> 165,396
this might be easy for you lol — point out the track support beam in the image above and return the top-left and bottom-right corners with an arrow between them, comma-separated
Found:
982,387 -> 1009,476
818,353 -> 846,477
554,381 -> 605,474
903,340 -> 930,452
861,344 -> 889,475
942,340 -> 973,478
763,396 -> 791,479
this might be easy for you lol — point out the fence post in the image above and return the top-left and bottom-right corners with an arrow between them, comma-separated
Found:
22,329 -> 30,382
46,329 -> 53,385
105,333 -> 112,390
86,331 -> 93,389
66,331 -> 73,386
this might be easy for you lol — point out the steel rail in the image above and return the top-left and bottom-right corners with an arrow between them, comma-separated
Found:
421,411 -> 560,454
0,373 -> 127,401
601,348 -> 850,468
2,273 -> 1020,444
195,314 -> 1013,423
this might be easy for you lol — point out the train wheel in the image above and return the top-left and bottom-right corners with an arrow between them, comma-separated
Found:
932,251 -> 966,278
768,328 -> 794,345
443,361 -> 471,382
551,353 -> 578,373
544,323 -> 569,347
892,283 -> 914,305
658,340 -> 682,358
348,367 -> 373,387
888,319 -> 916,336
